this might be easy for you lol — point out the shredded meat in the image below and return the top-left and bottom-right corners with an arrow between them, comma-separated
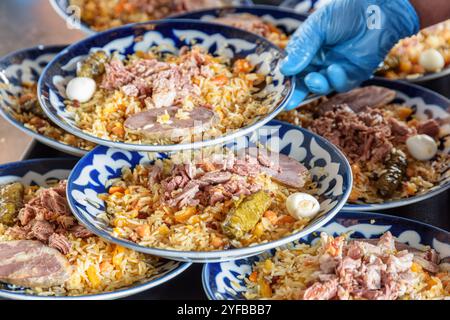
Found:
300,232 -> 427,300
101,48 -> 206,107
311,105 -> 394,163
8,181 -> 93,254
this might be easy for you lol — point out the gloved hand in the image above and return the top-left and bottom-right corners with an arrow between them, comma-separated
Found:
281,0 -> 419,109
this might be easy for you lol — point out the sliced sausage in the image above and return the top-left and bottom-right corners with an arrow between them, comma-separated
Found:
124,106 -> 216,139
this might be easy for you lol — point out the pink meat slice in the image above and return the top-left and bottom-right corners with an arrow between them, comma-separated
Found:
318,86 -> 397,114
0,240 -> 71,288
124,106 -> 216,139
244,147 -> 309,189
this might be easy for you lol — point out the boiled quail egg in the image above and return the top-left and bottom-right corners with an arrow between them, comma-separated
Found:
286,192 -> 320,219
419,48 -> 445,72
406,134 -> 438,161
66,77 -> 96,103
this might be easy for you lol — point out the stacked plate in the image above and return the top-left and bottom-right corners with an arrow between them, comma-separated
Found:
0,1 -> 448,300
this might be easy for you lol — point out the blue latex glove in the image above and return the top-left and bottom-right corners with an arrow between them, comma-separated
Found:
281,0 -> 420,109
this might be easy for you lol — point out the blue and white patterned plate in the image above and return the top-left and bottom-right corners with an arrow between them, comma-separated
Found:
340,78 -> 450,211
50,0 -> 254,35
0,158 -> 191,300
38,19 -> 302,152
66,120 -> 352,262
172,4 -> 306,38
202,211 -> 450,300
0,45 -> 88,157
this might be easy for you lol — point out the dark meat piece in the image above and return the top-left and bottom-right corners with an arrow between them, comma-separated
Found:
376,149 -> 407,197
0,240 -> 71,287
29,220 -> 54,242
417,119 -> 440,139
311,106 -> 393,164
389,117 -> 416,142
318,86 -> 396,114
0,182 -> 24,226
70,225 -> 93,239
39,188 -> 70,217
48,233 -> 71,255
18,205 -> 36,225
124,106 -> 216,139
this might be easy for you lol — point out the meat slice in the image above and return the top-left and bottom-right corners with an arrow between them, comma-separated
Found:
0,240 -> 71,288
124,106 -> 216,139
318,86 -> 396,114
417,119 -> 440,139
70,225 -> 93,239
245,147 -> 309,189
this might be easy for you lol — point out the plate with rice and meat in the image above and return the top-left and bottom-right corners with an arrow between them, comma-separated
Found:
277,78 -> 450,210
172,5 -> 307,49
38,20 -> 301,153
202,211 -> 450,300
50,0 -> 254,34
66,121 -> 352,262
0,159 -> 191,299
0,46 -> 95,157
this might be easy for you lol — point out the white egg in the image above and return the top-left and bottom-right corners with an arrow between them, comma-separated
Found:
66,77 -> 96,103
286,192 -> 320,220
419,48 -> 445,72
406,134 -> 438,161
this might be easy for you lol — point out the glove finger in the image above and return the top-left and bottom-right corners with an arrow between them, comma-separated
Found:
280,21 -> 323,76
304,72 -> 331,95
326,64 -> 349,92
284,78 -> 310,111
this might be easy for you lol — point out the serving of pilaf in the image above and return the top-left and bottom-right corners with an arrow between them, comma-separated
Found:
244,232 -> 450,300
377,19 -> 450,80
64,46 -> 274,146
6,81 -> 95,152
69,0 -> 243,32
0,180 -> 166,296
277,85 -> 450,204
101,148 -> 322,251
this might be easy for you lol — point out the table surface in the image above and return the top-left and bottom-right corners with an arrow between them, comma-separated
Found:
1,0 -> 450,300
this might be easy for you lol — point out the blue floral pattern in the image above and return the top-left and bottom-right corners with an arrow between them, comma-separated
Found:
202,211 -> 450,300
0,45 -> 87,157
0,159 -> 191,300
67,121 -> 352,262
